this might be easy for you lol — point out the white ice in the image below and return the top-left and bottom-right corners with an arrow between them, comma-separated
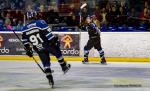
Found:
0,61 -> 150,91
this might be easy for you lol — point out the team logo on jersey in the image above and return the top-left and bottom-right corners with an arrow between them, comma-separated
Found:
0,35 -> 3,47
61,35 -> 73,48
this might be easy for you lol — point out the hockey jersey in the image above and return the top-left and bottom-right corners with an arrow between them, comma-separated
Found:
22,20 -> 54,51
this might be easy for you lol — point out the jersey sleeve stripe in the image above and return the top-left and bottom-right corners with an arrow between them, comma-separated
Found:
48,36 -> 54,40
46,33 -> 53,39
41,26 -> 49,30
46,32 -> 52,37
22,26 -> 49,32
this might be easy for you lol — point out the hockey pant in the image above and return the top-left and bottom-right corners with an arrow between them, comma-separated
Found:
84,37 -> 104,59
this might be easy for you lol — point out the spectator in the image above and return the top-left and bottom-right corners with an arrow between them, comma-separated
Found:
0,1 -> 5,10
91,15 -> 100,28
4,12 -> 12,30
101,8 -> 107,25
143,1 -> 150,19
0,12 -> 5,23
127,8 -> 140,28
46,4 -> 59,24
16,20 -> 23,30
39,4 -> 45,12
140,0 -> 150,30
94,6 -> 102,22
0,11 -> 5,29
117,1 -> 127,26
129,8 -> 136,17
110,5 -> 118,26
66,3 -> 78,26
26,5 -> 33,12
105,2 -> 112,25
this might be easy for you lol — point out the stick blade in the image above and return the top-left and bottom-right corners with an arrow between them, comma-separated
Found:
80,3 -> 87,9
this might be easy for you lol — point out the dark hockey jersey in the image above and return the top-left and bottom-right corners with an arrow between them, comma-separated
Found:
22,20 -> 54,51
85,23 -> 100,38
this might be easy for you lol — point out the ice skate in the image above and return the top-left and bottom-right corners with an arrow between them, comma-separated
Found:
101,57 -> 107,65
82,58 -> 89,64
45,68 -> 54,88
62,64 -> 71,74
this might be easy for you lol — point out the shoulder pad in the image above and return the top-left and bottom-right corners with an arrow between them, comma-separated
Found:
36,20 -> 49,30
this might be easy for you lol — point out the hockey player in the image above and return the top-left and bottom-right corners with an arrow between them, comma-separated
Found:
82,16 -> 107,64
21,11 -> 71,86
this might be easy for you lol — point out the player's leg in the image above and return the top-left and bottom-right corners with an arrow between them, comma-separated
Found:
97,48 -> 107,64
38,50 -> 54,86
82,39 -> 93,63
82,46 -> 89,63
94,38 -> 107,64
49,45 -> 71,74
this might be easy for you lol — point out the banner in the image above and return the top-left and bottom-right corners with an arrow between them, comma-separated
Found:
58,34 -> 80,56
0,33 -> 26,55
0,32 -> 80,56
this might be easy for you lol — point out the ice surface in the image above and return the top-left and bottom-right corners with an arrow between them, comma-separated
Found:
0,61 -> 150,91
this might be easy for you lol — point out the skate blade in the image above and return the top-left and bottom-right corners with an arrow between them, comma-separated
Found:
49,82 -> 54,88
82,62 -> 89,64
101,62 -> 107,65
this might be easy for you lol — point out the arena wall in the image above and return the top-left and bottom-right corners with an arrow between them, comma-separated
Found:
0,31 -> 150,62
80,32 -> 150,58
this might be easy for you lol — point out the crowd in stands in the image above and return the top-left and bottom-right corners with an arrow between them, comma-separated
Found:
0,10 -> 24,31
80,0 -> 150,31
0,0 -> 149,31
0,0 -> 25,10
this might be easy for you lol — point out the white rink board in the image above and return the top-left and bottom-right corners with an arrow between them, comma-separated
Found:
80,32 -> 150,58
2,31 -> 150,58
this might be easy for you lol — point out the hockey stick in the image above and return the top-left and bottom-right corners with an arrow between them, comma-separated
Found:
11,30 -> 45,73
79,3 -> 87,24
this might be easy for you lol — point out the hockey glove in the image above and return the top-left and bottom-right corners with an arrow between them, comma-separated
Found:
26,49 -> 33,57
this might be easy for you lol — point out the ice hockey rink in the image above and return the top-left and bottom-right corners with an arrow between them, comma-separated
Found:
0,60 -> 150,91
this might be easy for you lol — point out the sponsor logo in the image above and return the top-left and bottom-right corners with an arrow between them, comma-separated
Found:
61,35 -> 73,48
61,49 -> 79,55
0,35 -> 3,47
0,47 -> 10,54
8,39 -> 20,43
60,34 -> 79,55
0,35 -> 10,54
16,48 -> 25,51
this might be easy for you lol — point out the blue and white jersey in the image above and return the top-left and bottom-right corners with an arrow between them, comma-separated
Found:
22,20 -> 54,51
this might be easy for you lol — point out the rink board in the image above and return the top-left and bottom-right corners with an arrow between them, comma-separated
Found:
0,32 -> 150,62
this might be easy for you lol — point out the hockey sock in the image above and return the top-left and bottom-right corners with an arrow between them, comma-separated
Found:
58,56 -> 66,67
98,50 -> 104,58
84,47 -> 89,59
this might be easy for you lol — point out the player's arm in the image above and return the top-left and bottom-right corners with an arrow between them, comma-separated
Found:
90,23 -> 101,33
22,33 -> 33,57
39,20 -> 59,46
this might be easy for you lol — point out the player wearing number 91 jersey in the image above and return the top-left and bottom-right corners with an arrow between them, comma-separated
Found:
21,12 -> 71,86
22,20 -> 53,52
